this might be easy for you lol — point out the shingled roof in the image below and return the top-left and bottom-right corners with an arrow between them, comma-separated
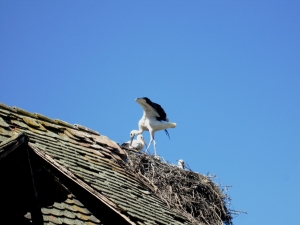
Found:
0,103 -> 190,225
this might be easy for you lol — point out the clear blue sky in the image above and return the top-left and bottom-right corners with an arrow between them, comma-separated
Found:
1,1 -> 299,224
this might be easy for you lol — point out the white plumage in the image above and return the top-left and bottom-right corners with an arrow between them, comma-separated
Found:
122,134 -> 146,151
130,97 -> 176,155
177,159 -> 185,169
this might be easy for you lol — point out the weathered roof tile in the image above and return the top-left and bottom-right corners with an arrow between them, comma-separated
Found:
0,117 -> 9,128
76,213 -> 90,221
47,215 -> 63,224
89,215 -> 101,223
53,202 -> 65,210
61,202 -> 77,212
66,128 -> 86,139
61,217 -> 75,225
73,219 -> 86,225
34,113 -> 56,123
22,117 -> 42,128
54,119 -> 74,128
49,208 -> 64,217
64,129 -> 81,140
0,127 -> 13,137
12,106 -> 36,118
10,119 -> 28,128
72,199 -> 84,207
74,124 -> 99,135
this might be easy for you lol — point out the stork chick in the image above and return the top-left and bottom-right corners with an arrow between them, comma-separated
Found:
122,134 -> 146,152
177,159 -> 185,169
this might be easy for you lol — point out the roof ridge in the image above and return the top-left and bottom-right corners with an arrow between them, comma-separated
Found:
0,103 -> 99,136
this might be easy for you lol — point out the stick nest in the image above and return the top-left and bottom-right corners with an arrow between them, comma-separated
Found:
119,149 -> 233,225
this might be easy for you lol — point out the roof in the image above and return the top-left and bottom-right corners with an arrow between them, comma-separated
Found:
0,103 -> 190,225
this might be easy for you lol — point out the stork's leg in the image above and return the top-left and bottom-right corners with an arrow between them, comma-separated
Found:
145,131 -> 155,154
153,139 -> 157,156
145,138 -> 153,154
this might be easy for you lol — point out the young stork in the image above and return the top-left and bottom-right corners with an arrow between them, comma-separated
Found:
130,97 -> 176,155
122,134 -> 146,152
177,159 -> 185,169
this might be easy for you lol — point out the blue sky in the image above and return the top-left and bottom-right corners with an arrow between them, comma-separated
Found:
1,1 -> 299,224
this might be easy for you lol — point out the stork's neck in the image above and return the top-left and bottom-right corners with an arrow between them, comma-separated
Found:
132,129 -> 143,136
138,116 -> 148,132
137,127 -> 144,133
138,113 -> 147,126
141,111 -> 146,119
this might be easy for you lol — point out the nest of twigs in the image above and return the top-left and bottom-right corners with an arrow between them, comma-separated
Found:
119,149 -> 233,225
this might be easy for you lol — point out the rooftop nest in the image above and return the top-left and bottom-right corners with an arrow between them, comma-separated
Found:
119,149 -> 233,225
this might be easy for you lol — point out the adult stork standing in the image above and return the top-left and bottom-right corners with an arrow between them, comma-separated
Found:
121,134 -> 146,152
130,97 -> 176,155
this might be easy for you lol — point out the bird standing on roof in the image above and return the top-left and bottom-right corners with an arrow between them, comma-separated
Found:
122,134 -> 146,151
130,97 -> 176,156
177,159 -> 185,169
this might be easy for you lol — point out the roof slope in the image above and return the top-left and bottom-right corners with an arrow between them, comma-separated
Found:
0,103 -> 189,225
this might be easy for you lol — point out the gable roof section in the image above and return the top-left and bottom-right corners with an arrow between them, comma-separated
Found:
0,103 -> 189,225
0,137 -> 104,225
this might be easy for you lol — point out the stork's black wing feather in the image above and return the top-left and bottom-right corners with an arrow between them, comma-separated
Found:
142,97 -> 171,139
121,142 -> 130,147
142,97 -> 168,121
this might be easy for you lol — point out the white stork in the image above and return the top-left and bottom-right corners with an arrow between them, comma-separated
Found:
122,134 -> 146,152
130,97 -> 176,155
177,159 -> 185,169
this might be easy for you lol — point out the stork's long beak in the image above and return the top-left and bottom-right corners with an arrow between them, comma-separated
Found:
130,136 -> 134,146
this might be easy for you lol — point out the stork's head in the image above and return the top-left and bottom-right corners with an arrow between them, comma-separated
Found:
129,130 -> 139,145
137,134 -> 146,147
177,159 -> 185,169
